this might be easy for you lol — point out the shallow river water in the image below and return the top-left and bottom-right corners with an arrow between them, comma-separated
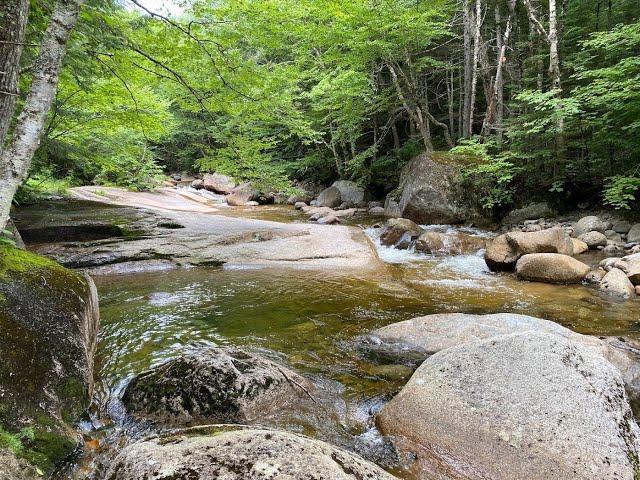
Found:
46,203 -> 640,478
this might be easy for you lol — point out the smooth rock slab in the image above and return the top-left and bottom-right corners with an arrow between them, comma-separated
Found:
377,332 -> 640,480
122,347 -> 314,426
104,428 -> 396,479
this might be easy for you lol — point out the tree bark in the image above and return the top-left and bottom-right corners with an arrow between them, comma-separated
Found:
482,0 -> 515,139
0,0 -> 29,147
0,0 -> 85,230
388,63 -> 433,152
468,0 -> 483,137
462,0 -> 473,138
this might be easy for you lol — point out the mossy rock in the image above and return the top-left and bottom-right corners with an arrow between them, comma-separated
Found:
0,245 -> 99,474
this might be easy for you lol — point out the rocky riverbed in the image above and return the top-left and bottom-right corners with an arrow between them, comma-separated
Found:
6,188 -> 640,479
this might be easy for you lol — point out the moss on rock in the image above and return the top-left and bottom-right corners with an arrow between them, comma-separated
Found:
0,245 -> 99,475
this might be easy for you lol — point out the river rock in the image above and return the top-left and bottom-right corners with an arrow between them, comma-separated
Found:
332,180 -> 365,205
122,347 -> 314,426
414,231 -> 486,255
104,428 -> 396,480
606,229 -> 623,242
579,230 -> 608,249
618,253 -> 640,285
203,173 -> 237,194
369,206 -> 385,215
316,186 -> 342,208
573,215 -> 607,237
515,253 -> 590,284
485,227 -> 573,271
369,313 -> 640,409
502,202 -> 555,226
614,221 -> 632,234
317,214 -> 339,225
571,237 -> 589,254
585,268 -> 606,284
600,268 -> 636,299
379,218 -> 422,248
628,224 -> 640,243
384,153 -> 475,225
190,179 -> 204,190
0,246 -> 99,475
376,332 -> 640,480
226,183 -> 259,206
294,201 -> 307,210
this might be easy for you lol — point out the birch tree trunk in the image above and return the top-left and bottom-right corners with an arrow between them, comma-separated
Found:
0,0 -> 85,231
0,0 -> 29,147
462,0 -> 473,138
468,0 -> 483,137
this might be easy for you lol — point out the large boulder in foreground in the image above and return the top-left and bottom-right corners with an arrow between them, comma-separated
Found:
0,246 -> 99,474
377,332 -> 640,480
384,153 -> 476,225
202,173 -> 237,194
368,313 -> 640,408
122,347 -> 314,426
104,428 -> 396,480
484,227 -> 573,271
515,253 -> 590,284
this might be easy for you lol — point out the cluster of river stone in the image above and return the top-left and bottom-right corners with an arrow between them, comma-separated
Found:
374,212 -> 640,300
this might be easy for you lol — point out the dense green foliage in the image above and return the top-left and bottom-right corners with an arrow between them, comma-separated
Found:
16,0 -> 640,211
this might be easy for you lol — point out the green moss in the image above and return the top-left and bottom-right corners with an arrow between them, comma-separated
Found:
0,244 -> 68,279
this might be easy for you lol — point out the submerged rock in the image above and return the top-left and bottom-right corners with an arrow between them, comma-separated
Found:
377,332 -> 640,480
122,347 -> 315,426
515,253 -> 590,284
484,227 -> 573,271
104,428 -> 396,479
0,245 -> 99,475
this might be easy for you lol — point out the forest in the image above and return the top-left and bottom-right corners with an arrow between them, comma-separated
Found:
2,0 -> 640,228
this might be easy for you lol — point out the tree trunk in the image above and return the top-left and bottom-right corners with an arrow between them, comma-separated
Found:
548,0 -> 565,158
462,0 -> 473,138
0,0 -> 29,147
0,0 -> 85,230
468,0 -> 483,137
388,63 -> 433,152
482,0 -> 515,139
